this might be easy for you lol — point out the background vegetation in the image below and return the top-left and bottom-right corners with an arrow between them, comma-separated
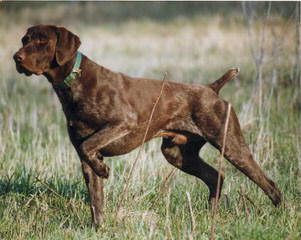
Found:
0,2 -> 300,239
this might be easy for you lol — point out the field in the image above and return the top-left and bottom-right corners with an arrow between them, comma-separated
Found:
0,2 -> 300,239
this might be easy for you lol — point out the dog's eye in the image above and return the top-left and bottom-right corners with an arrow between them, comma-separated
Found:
21,36 -> 30,45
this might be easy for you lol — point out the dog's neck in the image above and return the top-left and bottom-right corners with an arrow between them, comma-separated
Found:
43,56 -> 77,85
43,56 -> 78,121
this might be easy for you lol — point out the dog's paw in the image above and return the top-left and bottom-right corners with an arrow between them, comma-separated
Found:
100,164 -> 110,179
94,163 -> 110,179
89,158 -> 110,179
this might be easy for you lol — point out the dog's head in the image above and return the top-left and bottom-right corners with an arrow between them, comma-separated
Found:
13,25 -> 81,76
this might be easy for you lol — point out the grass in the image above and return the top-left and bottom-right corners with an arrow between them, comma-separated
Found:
0,2 -> 300,239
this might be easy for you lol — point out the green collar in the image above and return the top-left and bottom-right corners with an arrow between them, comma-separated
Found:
57,51 -> 82,88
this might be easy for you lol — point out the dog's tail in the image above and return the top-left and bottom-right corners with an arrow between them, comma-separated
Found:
208,67 -> 240,95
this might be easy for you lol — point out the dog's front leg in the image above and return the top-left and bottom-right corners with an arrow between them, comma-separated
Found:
81,160 -> 104,228
77,125 -> 129,227
78,125 -> 130,178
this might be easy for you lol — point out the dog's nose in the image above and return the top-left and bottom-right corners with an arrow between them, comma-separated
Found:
14,52 -> 25,63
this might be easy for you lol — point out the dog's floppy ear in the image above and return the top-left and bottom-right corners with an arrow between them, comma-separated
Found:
55,27 -> 81,66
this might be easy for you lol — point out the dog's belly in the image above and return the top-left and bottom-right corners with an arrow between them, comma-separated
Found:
99,119 -> 202,157
99,127 -> 159,156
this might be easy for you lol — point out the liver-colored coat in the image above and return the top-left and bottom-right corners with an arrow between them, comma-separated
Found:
14,25 -> 281,227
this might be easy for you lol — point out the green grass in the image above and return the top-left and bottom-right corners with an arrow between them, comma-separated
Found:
0,3 -> 300,239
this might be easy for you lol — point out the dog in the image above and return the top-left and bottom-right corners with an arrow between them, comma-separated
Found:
14,25 -> 281,227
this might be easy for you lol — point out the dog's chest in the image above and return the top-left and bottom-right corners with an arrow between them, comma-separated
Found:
59,85 -> 118,122
56,84 -> 136,142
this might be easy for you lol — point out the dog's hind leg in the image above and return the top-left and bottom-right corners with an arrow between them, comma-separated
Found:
197,101 -> 282,206
161,137 -> 223,205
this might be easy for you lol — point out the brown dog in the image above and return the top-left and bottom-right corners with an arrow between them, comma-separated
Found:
14,25 -> 281,227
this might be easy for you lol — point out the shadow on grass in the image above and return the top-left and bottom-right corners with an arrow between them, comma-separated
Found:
0,170 -> 88,202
